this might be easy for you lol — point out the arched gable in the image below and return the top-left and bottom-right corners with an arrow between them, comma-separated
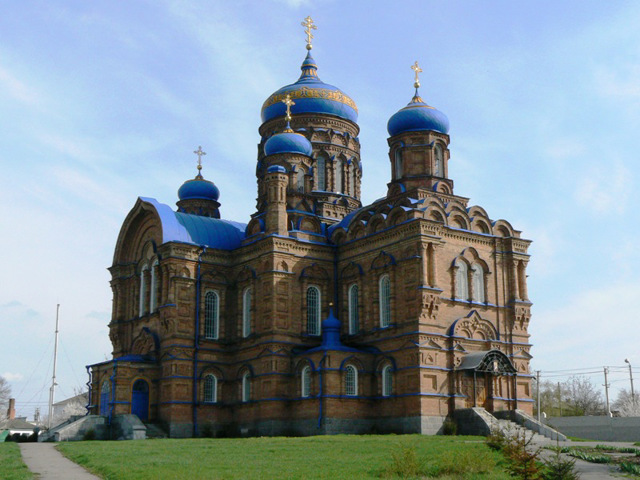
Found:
113,198 -> 164,265
449,311 -> 499,341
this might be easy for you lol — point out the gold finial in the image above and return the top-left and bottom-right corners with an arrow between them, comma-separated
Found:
193,146 -> 206,175
411,61 -> 423,89
281,94 -> 295,132
301,16 -> 317,50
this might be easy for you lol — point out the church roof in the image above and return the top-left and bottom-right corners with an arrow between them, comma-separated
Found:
140,197 -> 246,250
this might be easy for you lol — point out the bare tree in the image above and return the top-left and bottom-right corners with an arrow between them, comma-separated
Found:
0,376 -> 11,420
613,388 -> 640,417
562,376 -> 604,416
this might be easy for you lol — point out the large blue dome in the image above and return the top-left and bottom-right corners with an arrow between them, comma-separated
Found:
261,52 -> 358,124
264,131 -> 313,157
387,95 -> 449,137
178,176 -> 220,201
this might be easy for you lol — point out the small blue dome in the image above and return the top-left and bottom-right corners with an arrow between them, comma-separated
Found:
387,94 -> 449,137
267,165 -> 288,173
264,131 -> 313,157
178,175 -> 220,201
261,52 -> 358,124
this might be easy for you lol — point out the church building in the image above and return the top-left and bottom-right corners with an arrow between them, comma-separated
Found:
88,18 -> 534,438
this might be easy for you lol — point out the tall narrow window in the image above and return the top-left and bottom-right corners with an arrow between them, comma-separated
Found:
351,163 -> 358,197
99,380 -> 110,416
205,291 -> 219,339
455,261 -> 469,300
382,365 -> 393,397
335,158 -> 343,193
139,264 -> 148,316
297,168 -> 305,193
242,288 -> 252,337
242,372 -> 251,403
379,274 -> 391,328
316,155 -> 326,191
307,286 -> 321,336
471,263 -> 485,303
395,149 -> 403,179
149,259 -> 158,313
204,374 -> 217,403
348,284 -> 359,335
434,145 -> 444,177
345,365 -> 358,396
301,366 -> 311,398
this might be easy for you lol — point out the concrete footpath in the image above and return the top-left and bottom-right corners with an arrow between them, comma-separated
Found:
18,443 -> 101,480
532,437 -> 634,479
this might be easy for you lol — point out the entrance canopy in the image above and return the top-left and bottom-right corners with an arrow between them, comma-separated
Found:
457,349 -> 516,375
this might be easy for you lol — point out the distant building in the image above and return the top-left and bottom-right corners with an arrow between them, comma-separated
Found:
52,392 -> 88,423
1,399 -> 35,437
88,18 -> 533,437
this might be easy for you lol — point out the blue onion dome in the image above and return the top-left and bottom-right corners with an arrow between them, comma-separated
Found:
264,130 -> 313,156
267,165 -> 288,173
261,51 -> 358,124
387,92 -> 450,137
178,173 -> 220,201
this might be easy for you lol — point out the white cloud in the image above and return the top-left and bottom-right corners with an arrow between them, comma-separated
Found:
2,372 -> 23,382
574,161 -> 632,214
0,65 -> 41,106
545,138 -> 587,161
595,64 -> 640,102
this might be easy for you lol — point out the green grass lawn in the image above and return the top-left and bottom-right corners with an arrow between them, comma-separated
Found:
0,443 -> 34,480
57,434 -> 511,480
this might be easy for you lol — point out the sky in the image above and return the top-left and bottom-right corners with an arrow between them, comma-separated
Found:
1,0 -> 639,419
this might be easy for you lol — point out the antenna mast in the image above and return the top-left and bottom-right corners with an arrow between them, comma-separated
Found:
47,304 -> 60,429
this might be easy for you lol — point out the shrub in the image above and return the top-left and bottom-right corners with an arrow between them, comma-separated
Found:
486,427 -> 509,451
542,447 -> 579,480
381,444 -> 424,479
442,417 -> 457,436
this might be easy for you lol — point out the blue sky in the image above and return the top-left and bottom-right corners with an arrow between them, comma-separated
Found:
1,1 -> 639,418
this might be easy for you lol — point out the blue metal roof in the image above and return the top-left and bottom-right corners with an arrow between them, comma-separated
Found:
388,94 -> 449,136
140,197 -> 246,250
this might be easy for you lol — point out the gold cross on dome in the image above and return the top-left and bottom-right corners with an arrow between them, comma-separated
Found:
411,61 -> 423,88
282,94 -> 295,119
301,16 -> 317,50
193,145 -> 207,172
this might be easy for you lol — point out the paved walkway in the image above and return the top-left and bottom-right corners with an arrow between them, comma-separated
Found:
531,437 -> 634,479
19,443 -> 101,480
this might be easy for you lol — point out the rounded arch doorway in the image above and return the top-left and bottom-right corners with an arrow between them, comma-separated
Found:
131,379 -> 150,421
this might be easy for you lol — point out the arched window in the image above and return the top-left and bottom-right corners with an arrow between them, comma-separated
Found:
297,168 -> 305,193
205,291 -> 219,339
379,274 -> 391,328
345,365 -> 358,396
306,286 -> 321,336
242,372 -> 251,403
99,380 -> 110,416
316,155 -> 326,191
335,158 -> 343,193
455,261 -> 469,300
204,374 -> 217,403
139,264 -> 148,316
348,284 -> 359,335
149,259 -> 159,313
471,263 -> 485,303
434,144 -> 444,177
394,149 -> 403,179
301,366 -> 311,398
242,288 -> 252,337
382,365 -> 393,397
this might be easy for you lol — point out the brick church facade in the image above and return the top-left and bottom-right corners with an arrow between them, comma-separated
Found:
88,20 -> 534,437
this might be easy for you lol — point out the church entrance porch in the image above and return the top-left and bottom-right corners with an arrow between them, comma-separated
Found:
456,350 -> 517,413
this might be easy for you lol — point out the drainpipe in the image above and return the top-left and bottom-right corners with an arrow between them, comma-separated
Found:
192,246 -> 207,437
317,352 -> 327,430
85,366 -> 92,415
110,359 -> 118,428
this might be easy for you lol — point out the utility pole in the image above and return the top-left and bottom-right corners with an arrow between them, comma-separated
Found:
536,370 -> 541,422
557,381 -> 562,416
625,359 -> 635,406
603,367 -> 612,417
47,304 -> 60,430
